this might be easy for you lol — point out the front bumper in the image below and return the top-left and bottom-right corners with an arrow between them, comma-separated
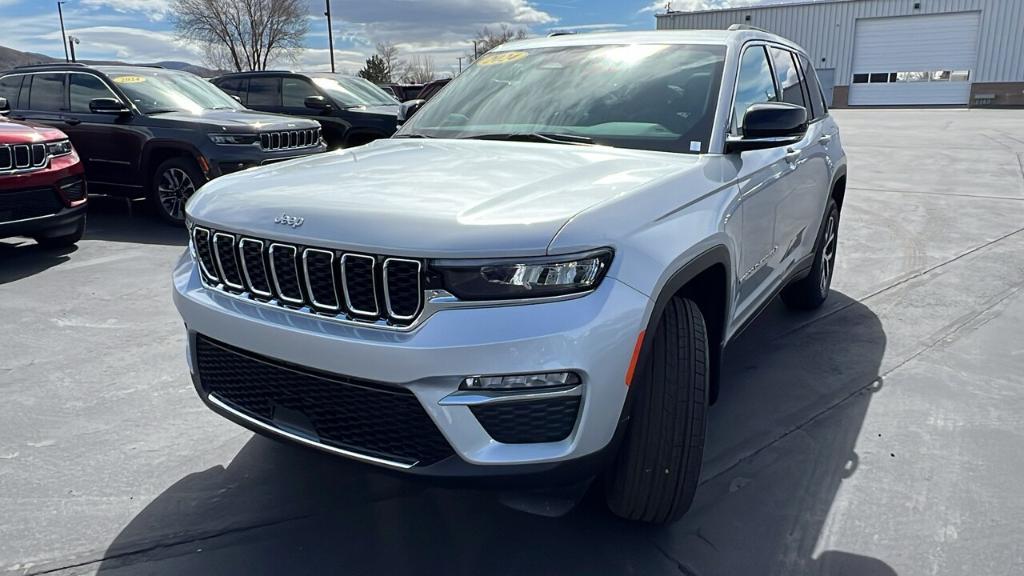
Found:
204,142 -> 328,178
172,251 -> 649,479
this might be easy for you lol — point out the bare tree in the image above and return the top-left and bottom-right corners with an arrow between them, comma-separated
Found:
173,0 -> 308,72
473,24 -> 528,58
375,41 -> 400,83
401,55 -> 436,84
200,42 -> 236,73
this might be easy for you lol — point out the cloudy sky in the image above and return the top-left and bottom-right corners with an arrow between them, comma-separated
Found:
0,0 -> 803,75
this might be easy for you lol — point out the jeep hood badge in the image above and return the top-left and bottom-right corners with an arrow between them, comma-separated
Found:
274,213 -> 304,228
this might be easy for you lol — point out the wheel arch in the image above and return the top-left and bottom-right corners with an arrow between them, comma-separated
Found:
830,166 -> 847,212
141,141 -> 206,188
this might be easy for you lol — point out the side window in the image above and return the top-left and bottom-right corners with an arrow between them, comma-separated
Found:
769,47 -> 805,108
733,45 -> 778,134
27,73 -> 67,112
797,54 -> 827,120
247,77 -> 280,107
216,78 -> 246,104
70,74 -> 118,113
0,75 -> 24,108
282,77 -> 317,107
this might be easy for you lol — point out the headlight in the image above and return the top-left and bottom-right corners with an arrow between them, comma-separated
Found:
432,249 -> 612,300
208,133 -> 259,145
46,140 -> 73,157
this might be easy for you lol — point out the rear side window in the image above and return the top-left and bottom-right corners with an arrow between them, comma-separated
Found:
70,74 -> 118,113
0,75 -> 24,108
732,45 -> 778,134
28,73 -> 67,112
247,77 -> 280,107
797,54 -> 827,120
769,47 -> 805,108
216,77 -> 247,104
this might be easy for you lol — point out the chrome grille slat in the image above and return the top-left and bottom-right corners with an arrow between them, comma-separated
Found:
194,228 -> 424,327
1,143 -> 53,173
259,128 -> 322,151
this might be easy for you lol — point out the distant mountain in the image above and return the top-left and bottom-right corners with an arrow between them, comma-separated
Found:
0,45 -> 225,77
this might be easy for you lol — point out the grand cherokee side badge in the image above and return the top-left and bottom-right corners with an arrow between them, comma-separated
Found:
274,213 -> 304,228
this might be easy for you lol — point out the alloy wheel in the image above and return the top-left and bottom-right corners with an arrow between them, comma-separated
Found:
819,213 -> 836,295
157,167 -> 196,222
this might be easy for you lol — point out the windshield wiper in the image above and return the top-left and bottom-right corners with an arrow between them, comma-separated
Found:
463,132 -> 595,146
145,108 -> 181,115
393,134 -> 434,139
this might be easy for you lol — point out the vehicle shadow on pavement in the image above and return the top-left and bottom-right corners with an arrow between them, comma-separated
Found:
82,196 -> 189,247
0,241 -> 77,285
93,292 -> 897,575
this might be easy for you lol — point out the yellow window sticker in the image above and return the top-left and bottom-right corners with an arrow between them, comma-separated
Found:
112,75 -> 146,84
476,51 -> 528,66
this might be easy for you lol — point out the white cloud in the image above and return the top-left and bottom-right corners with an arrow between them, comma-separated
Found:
80,0 -> 172,21
642,0 -> 764,14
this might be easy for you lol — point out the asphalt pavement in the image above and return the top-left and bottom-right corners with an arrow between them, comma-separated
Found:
1,108 -> 1023,575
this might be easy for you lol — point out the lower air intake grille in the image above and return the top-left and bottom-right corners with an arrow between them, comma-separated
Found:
471,397 -> 581,444
196,335 -> 454,466
0,187 -> 63,222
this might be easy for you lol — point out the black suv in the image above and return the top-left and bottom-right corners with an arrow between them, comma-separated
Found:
211,72 -> 399,150
0,64 -> 326,225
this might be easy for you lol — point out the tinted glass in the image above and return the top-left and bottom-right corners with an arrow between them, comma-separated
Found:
100,68 -> 242,114
733,46 -> 778,134
797,54 -> 826,120
0,75 -> 24,108
70,74 -> 118,113
310,75 -> 399,107
400,44 -> 727,155
282,77 -> 318,107
215,77 -> 246,103
247,77 -> 280,107
769,47 -> 805,108
28,73 -> 66,112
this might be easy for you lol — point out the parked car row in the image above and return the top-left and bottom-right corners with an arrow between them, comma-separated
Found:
0,63 -> 405,239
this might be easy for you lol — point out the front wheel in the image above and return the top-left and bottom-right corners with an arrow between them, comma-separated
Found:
150,158 -> 203,226
605,296 -> 709,524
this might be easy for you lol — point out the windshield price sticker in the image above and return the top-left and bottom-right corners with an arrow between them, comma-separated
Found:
477,51 -> 528,66
113,76 -> 146,84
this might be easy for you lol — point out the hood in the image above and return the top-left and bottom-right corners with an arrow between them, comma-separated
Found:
187,138 -> 696,258
0,119 -> 67,144
150,109 -> 320,132
347,105 -> 399,117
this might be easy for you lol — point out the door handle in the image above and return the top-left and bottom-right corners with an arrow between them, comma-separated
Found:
818,134 -> 832,145
64,118 -> 82,126
785,147 -> 802,163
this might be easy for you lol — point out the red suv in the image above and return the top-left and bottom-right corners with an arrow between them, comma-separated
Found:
1,96 -> 87,247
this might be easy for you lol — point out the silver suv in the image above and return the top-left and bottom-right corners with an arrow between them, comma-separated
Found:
173,29 -> 846,524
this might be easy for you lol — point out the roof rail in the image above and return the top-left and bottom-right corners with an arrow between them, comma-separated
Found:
14,62 -> 87,70
548,31 -> 576,37
727,24 -> 770,33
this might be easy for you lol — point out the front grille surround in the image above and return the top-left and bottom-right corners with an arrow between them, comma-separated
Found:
192,226 -> 425,328
0,143 -> 49,173
259,128 -> 321,151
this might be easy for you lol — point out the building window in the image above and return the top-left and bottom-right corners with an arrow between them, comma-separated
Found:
853,73 -> 869,84
869,73 -> 889,83
931,70 -> 952,81
950,70 -> 970,82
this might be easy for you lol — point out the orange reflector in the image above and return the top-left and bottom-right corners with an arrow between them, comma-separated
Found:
197,155 -> 210,174
625,330 -> 645,386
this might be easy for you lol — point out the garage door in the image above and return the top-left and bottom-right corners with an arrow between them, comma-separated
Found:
849,12 -> 980,106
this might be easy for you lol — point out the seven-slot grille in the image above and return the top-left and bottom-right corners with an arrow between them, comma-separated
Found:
259,128 -> 321,151
0,143 -> 47,172
192,226 -> 425,327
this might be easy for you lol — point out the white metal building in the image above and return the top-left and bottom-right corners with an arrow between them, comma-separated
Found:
656,0 -> 1024,108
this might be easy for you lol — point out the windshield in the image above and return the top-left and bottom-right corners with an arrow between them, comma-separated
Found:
398,44 -> 725,154
311,75 -> 399,108
102,68 -> 244,114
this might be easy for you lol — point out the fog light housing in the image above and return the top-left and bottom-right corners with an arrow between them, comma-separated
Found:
461,371 -> 580,391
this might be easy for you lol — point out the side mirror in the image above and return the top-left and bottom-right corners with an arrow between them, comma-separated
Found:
230,94 -> 242,104
304,95 -> 332,111
397,99 -> 426,126
0,97 -> 8,115
89,98 -> 131,115
725,102 -> 808,153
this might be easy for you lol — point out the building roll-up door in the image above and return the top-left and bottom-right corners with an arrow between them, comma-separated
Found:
849,12 -> 980,106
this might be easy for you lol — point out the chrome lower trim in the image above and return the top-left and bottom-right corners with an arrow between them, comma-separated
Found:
438,384 -> 583,406
207,394 -> 416,469
268,243 -> 304,305
382,257 -> 422,321
302,248 -> 340,311
238,238 -> 272,297
340,253 -> 379,317
213,232 -> 244,290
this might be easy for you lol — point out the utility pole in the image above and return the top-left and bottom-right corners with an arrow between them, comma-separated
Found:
456,56 -> 464,74
68,35 -> 79,62
324,0 -> 335,73
472,40 -> 479,60
57,1 -> 69,62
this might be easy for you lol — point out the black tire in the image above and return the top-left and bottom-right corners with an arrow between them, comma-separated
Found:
606,296 -> 709,524
34,217 -> 86,249
781,198 -> 840,310
150,158 -> 203,226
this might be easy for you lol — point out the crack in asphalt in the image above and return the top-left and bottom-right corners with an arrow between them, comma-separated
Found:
848,186 -> 1024,202
21,515 -> 309,576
